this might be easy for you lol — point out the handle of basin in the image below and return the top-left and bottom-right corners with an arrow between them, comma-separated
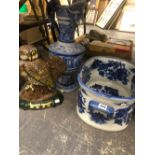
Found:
88,100 -> 114,118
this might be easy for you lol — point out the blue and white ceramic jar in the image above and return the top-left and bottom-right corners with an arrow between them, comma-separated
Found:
77,56 -> 135,131
47,1 -> 86,92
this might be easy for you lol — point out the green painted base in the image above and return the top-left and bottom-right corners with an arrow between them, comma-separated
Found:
19,89 -> 64,110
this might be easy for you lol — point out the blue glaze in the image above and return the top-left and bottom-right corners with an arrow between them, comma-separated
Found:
47,1 -> 86,92
88,100 -> 114,119
114,119 -> 123,126
91,59 -> 129,85
50,50 -> 84,71
78,57 -> 135,101
63,55 -> 84,71
78,74 -> 134,101
81,66 -> 91,84
115,107 -> 129,118
89,112 -> 107,124
56,7 -> 76,42
56,73 -> 77,91
57,75 -> 75,86
55,2 -> 86,42
78,92 -> 86,113
91,84 -> 122,97
88,106 -> 133,125
87,100 -> 133,125
58,24 -> 75,43
114,106 -> 133,125
77,57 -> 135,129
78,90 -> 134,127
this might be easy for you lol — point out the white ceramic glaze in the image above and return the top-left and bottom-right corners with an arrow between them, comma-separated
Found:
77,56 -> 135,131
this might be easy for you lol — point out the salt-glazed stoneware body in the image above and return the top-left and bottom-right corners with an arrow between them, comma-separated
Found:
47,1 -> 86,92
77,56 -> 135,131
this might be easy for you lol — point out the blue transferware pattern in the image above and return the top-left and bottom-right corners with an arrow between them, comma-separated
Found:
114,106 -> 133,126
91,84 -> 122,98
56,1 -> 86,42
80,58 -> 135,100
89,112 -> 107,124
77,56 -> 135,131
49,42 -> 85,72
57,73 -> 75,86
47,1 -> 87,92
51,51 -> 84,71
78,91 -> 86,113
78,92 -> 133,126
56,73 -> 78,92
81,66 -> 91,84
58,24 -> 75,43
90,59 -> 130,85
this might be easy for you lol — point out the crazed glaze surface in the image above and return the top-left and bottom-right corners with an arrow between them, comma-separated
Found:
77,56 -> 135,131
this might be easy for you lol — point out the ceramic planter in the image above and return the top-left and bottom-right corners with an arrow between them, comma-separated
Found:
77,56 -> 135,131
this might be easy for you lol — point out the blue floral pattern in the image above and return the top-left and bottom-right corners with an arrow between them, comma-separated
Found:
54,1 -> 86,43
58,24 -> 75,42
91,59 -> 130,85
114,106 -> 133,126
89,112 -> 107,124
77,57 -> 135,128
82,66 -> 91,84
88,100 -> 114,124
86,99 -> 134,126
91,84 -> 122,97
78,91 -> 134,126
78,91 -> 86,113
88,106 -> 133,125
53,53 -> 84,71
